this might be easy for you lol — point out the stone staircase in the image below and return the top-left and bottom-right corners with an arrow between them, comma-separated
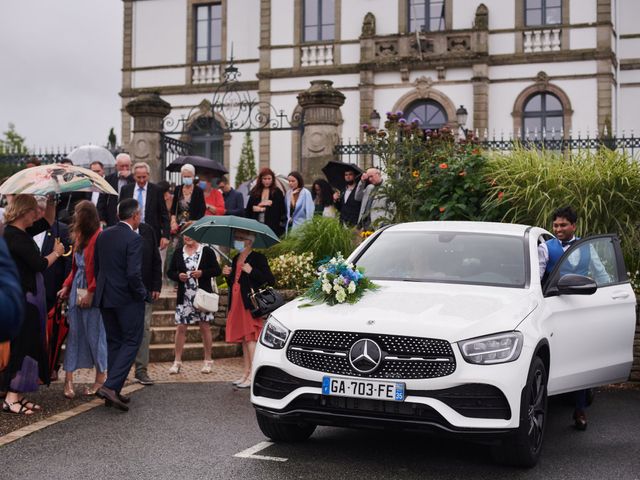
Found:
150,290 -> 241,362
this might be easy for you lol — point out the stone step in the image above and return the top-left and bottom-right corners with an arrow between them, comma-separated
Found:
149,341 -> 240,363
151,325 -> 219,344
152,310 -> 227,327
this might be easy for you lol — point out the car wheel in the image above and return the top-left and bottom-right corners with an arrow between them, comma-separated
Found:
493,356 -> 548,468
256,412 -> 316,442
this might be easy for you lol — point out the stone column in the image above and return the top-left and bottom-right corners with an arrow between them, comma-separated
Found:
297,80 -> 345,182
125,93 -> 172,182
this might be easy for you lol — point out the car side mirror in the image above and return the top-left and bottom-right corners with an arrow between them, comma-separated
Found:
554,274 -> 597,296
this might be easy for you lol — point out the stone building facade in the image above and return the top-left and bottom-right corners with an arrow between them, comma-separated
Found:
120,0 -> 640,183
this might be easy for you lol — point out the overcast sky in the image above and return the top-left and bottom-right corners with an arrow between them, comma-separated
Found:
0,1 -> 122,151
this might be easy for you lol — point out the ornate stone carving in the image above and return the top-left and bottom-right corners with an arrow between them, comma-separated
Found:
376,41 -> 397,58
415,76 -> 434,98
474,4 -> 489,30
410,36 -> 434,56
447,36 -> 471,53
361,12 -> 376,38
535,71 -> 550,90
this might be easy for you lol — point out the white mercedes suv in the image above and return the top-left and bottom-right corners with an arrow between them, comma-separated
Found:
251,222 -> 636,467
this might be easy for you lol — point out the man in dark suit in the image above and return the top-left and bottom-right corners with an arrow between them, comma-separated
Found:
334,168 -> 362,226
0,237 -> 23,342
119,162 -> 170,249
37,220 -> 72,313
133,222 -> 162,386
97,153 -> 134,227
94,198 -> 147,411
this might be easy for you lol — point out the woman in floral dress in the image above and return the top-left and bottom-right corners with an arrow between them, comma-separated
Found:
167,232 -> 221,374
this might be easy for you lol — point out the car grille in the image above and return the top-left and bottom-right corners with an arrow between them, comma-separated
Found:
286,330 -> 456,379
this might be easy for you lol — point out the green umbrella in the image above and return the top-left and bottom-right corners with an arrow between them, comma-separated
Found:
182,215 -> 280,249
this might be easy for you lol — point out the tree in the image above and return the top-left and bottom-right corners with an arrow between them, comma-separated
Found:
235,132 -> 257,187
0,123 -> 28,155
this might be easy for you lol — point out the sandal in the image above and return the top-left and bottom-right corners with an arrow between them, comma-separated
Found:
169,361 -> 182,374
82,384 -> 102,396
201,360 -> 214,374
2,399 -> 34,415
18,398 -> 42,411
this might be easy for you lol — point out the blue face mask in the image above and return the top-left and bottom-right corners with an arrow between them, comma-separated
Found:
198,181 -> 207,190
183,177 -> 193,186
233,240 -> 245,252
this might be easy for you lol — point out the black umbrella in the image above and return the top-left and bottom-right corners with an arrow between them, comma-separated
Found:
166,155 -> 228,177
321,161 -> 363,190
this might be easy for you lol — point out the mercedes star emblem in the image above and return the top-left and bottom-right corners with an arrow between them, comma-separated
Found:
348,338 -> 382,373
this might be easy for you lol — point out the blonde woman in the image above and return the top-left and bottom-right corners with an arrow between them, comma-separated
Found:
2,194 -> 64,415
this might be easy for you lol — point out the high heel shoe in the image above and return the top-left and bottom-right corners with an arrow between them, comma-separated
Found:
201,360 -> 214,374
232,375 -> 248,386
82,383 -> 103,396
63,381 -> 75,399
168,361 -> 182,374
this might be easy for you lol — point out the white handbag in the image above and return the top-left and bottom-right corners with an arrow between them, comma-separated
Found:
192,247 -> 220,313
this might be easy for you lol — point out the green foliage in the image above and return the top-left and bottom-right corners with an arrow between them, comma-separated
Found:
484,146 -> 640,288
235,132 -> 257,187
268,252 -> 316,291
0,123 -> 27,155
483,146 -> 640,236
362,112 -> 497,223
266,216 -> 358,263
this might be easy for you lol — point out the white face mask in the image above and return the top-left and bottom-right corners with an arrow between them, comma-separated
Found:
233,240 -> 245,252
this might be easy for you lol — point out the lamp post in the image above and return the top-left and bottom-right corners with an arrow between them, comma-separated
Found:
369,109 -> 381,130
456,105 -> 468,138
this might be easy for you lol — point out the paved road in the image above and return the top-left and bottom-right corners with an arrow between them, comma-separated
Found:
2,384 -> 639,479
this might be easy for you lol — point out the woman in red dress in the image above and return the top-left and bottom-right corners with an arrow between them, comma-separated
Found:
222,229 -> 275,388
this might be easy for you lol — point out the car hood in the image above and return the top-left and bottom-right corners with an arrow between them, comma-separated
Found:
273,281 -> 538,342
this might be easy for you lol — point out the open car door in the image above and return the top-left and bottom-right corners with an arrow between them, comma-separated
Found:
542,235 -> 636,395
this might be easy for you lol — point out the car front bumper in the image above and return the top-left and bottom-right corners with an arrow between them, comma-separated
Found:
250,342 -> 533,432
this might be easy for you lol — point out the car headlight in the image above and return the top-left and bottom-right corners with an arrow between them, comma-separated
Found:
458,331 -> 523,365
259,316 -> 290,349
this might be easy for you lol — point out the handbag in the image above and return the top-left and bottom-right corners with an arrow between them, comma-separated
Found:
249,285 -> 285,318
192,247 -> 220,313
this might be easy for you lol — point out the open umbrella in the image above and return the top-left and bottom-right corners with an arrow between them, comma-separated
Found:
0,163 -> 118,196
322,161 -> 363,191
166,155 -> 228,177
67,145 -> 116,168
182,215 -> 280,250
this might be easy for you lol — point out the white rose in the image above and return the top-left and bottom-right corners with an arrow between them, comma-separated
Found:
335,290 -> 347,303
322,282 -> 332,294
347,281 -> 356,294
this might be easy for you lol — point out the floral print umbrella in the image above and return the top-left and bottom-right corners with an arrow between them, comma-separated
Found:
0,163 -> 118,196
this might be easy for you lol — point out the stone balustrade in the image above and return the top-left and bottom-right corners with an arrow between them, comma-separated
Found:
523,28 -> 561,53
301,44 -> 334,67
191,63 -> 221,84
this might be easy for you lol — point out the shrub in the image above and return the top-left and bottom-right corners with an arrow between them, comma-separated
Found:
268,252 -> 315,291
361,112 -> 497,223
483,147 -> 640,236
484,146 -> 640,292
266,216 -> 358,263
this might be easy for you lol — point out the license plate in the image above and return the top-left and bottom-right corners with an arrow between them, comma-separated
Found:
322,376 -> 405,402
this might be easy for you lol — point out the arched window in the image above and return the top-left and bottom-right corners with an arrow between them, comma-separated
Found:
522,92 -> 563,138
405,100 -> 447,130
189,117 -> 224,161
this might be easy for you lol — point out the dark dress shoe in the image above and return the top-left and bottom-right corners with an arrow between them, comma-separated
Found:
134,371 -> 155,386
96,386 -> 129,412
573,409 -> 587,431
104,393 -> 131,407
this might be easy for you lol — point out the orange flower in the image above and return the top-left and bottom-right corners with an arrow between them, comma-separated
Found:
472,148 -> 480,155
439,163 -> 448,170
458,171 -> 466,177
497,191 -> 504,200
439,207 -> 446,213
412,170 -> 419,178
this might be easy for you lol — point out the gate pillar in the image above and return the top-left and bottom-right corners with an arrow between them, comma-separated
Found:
297,80 -> 345,182
125,93 -> 172,182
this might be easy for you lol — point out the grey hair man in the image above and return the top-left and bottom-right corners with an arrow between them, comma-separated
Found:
355,167 -> 389,231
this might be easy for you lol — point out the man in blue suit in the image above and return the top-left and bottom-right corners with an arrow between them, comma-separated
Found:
94,198 -> 147,411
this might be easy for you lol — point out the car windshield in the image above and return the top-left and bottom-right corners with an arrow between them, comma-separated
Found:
355,231 -> 527,288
